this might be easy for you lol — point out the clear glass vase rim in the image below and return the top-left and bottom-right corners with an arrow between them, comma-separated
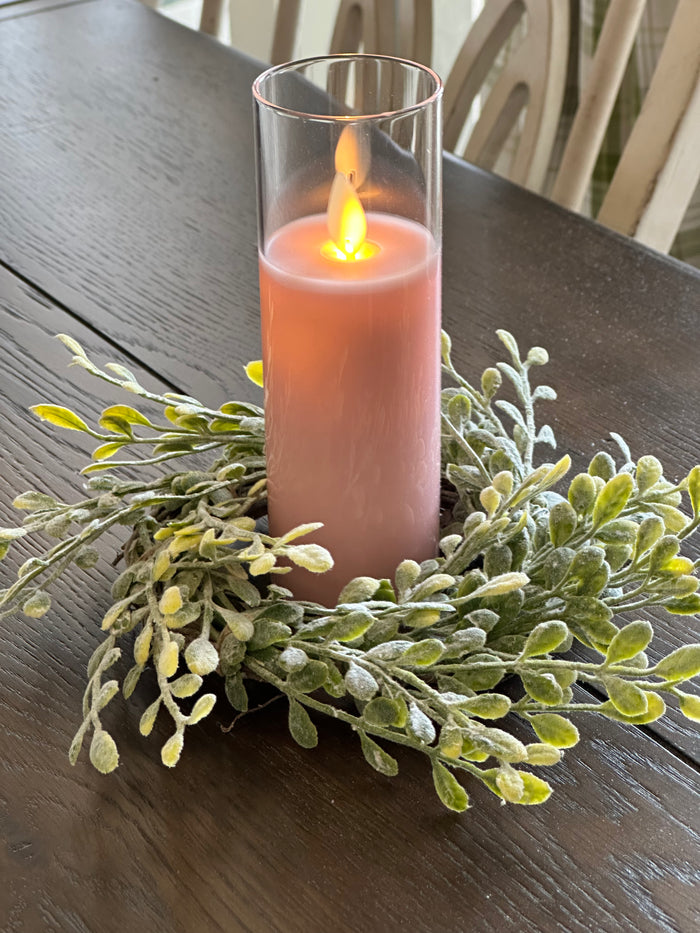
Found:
253,53 -> 443,122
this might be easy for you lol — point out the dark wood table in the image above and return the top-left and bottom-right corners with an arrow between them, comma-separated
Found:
1,2 -> 699,931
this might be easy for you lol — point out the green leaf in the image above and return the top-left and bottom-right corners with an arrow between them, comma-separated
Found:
687,466 -> 700,517
12,490 -> 60,511
568,473 -> 597,515
520,621 -> 569,659
432,761 -> 469,812
22,590 -> 51,618
68,722 -> 88,766
288,699 -> 318,748
337,576 -> 380,603
287,660 -> 328,694
604,676 -> 649,716
31,404 -> 91,433
400,639 -> 444,666
89,730 -> 119,773
225,673 -> 248,712
344,663 -> 379,701
549,501 -> 577,547
99,404 -> 152,428
244,360 -> 264,387
530,713 -> 579,748
359,732 -> 399,777
284,544 -> 333,573
636,455 -> 663,494
665,594 -> 700,615
520,673 -> 563,706
600,692 -> 665,724
248,619 -> 291,651
654,645 -> 700,681
606,620 -> 653,665
407,703 -> 436,744
363,696 -> 404,727
678,692 -> 700,722
515,772 -> 552,805
460,694 -> 511,719
592,474 -> 633,529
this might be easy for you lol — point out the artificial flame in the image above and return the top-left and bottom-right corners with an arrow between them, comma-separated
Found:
322,127 -> 378,262
327,172 -> 367,257
334,125 -> 370,188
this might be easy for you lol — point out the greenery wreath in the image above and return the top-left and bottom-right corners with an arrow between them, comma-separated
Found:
1,329 -> 699,812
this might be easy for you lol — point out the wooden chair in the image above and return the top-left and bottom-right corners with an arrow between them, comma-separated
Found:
442,0 -> 569,193
199,0 -> 431,65
552,0 -> 700,253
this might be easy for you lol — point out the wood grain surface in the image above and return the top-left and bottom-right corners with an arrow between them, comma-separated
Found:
1,2 -> 699,931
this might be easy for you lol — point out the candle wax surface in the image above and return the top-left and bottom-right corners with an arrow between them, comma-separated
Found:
259,211 -> 441,606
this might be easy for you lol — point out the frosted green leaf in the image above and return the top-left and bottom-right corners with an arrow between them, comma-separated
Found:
521,672 -> 563,706
359,732 -> 399,777
185,637 -> 219,676
89,730 -> 119,773
515,772 -> 552,805
31,404 -> 90,433
592,474 -> 633,529
549,500 -> 577,547
171,673 -> 204,698
654,645 -> 700,681
161,732 -> 184,768
460,694 -> 511,719
248,553 -> 276,576
520,621 -> 569,659
602,692 -> 665,724
189,694 -> 216,724
337,577 -> 380,603
363,696 -> 403,727
99,404 -> 151,428
157,640 -> 179,678
496,766 -> 524,803
287,660 -> 328,694
605,676 -> 649,716
288,699 -> 318,748
331,610 -> 374,642
139,698 -> 161,736
678,692 -> 700,722
244,360 -> 264,387
687,466 -> 700,516
0,526 -> 28,542
635,515 -> 665,556
159,586 -> 183,615
344,663 -> 379,701
588,452 -> 616,481
407,703 -> 436,744
432,761 -> 469,812
530,714 -> 579,748
216,605 -> 255,641
525,743 -> 562,766
225,674 -> 248,712
400,639 -> 444,666
279,647 -> 309,673
12,491 -> 59,511
284,544 -> 333,573
22,590 -> 51,618
606,621 -> 653,665
96,680 -> 119,711
636,455 -> 663,493
568,473 -> 597,515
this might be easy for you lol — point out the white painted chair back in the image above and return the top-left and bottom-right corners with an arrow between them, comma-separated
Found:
443,0 -> 569,192
592,0 -> 700,253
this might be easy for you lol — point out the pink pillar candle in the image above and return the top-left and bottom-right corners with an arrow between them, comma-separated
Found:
260,211 -> 441,605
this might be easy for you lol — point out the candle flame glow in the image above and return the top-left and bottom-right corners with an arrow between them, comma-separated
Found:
322,144 -> 379,262
334,125 -> 370,188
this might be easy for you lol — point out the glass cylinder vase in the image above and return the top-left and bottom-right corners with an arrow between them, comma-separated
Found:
253,54 -> 443,606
